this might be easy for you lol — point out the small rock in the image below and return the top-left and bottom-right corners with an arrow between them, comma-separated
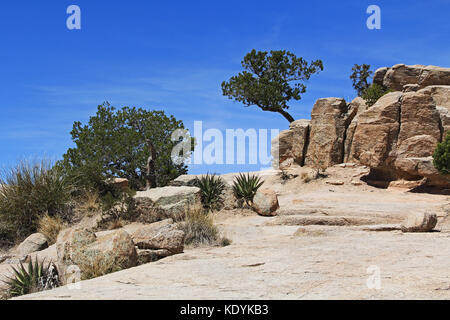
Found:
326,180 -> 344,186
16,233 -> 48,257
252,189 -> 279,216
169,175 -> 199,187
134,186 -> 201,220
109,178 -> 129,189
136,248 -> 173,264
401,212 -> 438,232
351,180 -> 363,186
125,219 -> 185,254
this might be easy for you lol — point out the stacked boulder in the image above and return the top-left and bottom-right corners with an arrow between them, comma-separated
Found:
272,64 -> 450,187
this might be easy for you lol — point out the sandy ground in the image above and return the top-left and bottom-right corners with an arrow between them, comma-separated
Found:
15,166 -> 450,300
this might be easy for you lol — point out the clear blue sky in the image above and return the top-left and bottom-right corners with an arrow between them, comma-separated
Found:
0,0 -> 449,174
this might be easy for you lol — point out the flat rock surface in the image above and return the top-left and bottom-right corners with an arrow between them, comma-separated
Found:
18,219 -> 450,299
12,166 -> 450,300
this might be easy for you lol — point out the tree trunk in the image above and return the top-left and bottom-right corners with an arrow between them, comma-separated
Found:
278,109 -> 295,123
145,139 -> 157,189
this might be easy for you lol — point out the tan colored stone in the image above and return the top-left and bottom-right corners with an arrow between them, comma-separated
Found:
125,220 -> 185,254
134,186 -> 201,220
271,129 -> 293,169
305,98 -> 356,168
109,178 -> 129,189
326,180 -> 344,186
349,92 -> 402,173
401,212 -> 437,232
16,233 -> 48,257
252,189 -> 279,216
56,227 -> 137,282
381,64 -> 450,91
344,97 -> 368,163
289,119 -> 310,167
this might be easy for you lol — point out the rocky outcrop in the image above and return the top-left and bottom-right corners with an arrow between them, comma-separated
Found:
348,92 -> 403,177
252,189 -> 279,216
271,120 -> 310,169
374,64 -> 450,92
304,98 -> 357,168
351,87 -> 449,186
343,97 -> 368,162
272,64 -> 450,188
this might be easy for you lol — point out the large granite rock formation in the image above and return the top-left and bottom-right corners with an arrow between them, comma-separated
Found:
374,64 -> 450,92
271,119 -> 310,169
272,64 -> 450,187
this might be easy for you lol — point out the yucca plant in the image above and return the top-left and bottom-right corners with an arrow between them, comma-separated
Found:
2,258 -> 60,297
232,173 -> 264,207
0,160 -> 73,242
193,174 -> 226,211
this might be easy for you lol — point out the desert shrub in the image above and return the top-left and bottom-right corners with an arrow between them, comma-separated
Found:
193,174 -> 226,211
232,173 -> 264,206
362,83 -> 391,107
433,132 -> 450,174
178,208 -> 230,247
37,214 -> 65,245
0,160 -> 73,242
3,258 -> 60,298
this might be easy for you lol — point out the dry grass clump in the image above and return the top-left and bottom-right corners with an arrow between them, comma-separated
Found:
77,192 -> 101,217
301,172 -> 313,183
178,207 -> 231,247
37,214 -> 66,245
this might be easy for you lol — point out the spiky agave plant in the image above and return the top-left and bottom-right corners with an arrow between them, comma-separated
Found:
193,174 -> 226,211
3,258 -> 60,297
232,173 -> 264,207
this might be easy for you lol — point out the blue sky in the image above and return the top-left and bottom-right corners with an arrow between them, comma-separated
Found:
0,0 -> 449,174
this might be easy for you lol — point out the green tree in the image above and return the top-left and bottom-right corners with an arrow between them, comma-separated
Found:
350,64 -> 373,96
222,49 -> 323,123
433,132 -> 450,175
362,83 -> 392,107
61,103 -> 193,191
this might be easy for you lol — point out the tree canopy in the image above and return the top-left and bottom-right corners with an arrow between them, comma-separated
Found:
350,64 -> 373,97
60,103 -> 192,191
222,49 -> 323,123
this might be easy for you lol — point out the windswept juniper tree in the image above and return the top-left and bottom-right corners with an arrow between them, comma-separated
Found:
60,102 -> 193,191
222,50 -> 323,123
350,64 -> 373,97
